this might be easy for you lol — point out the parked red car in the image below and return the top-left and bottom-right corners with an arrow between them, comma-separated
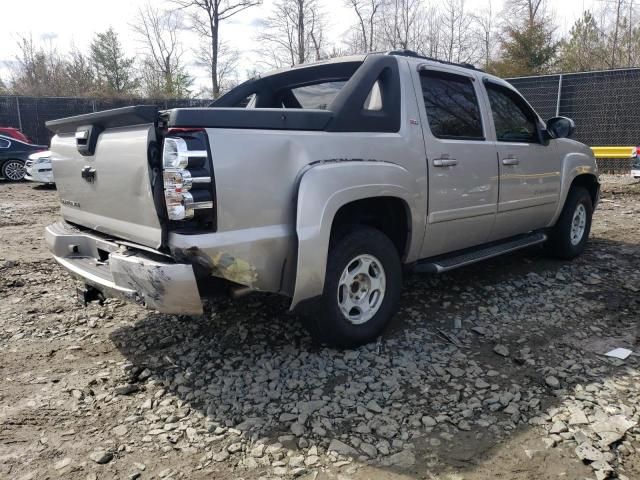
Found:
0,127 -> 31,143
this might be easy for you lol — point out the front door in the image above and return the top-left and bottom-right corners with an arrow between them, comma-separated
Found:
415,67 -> 499,258
483,81 -> 561,240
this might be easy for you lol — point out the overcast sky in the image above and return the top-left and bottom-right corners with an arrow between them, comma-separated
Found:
0,0 -> 599,91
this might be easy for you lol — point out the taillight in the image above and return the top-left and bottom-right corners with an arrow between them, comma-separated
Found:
162,135 -> 213,221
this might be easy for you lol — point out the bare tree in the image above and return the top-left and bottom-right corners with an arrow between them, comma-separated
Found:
10,35 -> 67,96
504,0 -> 546,28
132,3 -> 192,97
65,45 -> 97,96
345,0 -> 384,52
440,0 -> 477,63
473,0 -> 495,69
258,0 -> 327,68
379,0 -> 426,51
195,41 -> 240,96
172,0 -> 261,98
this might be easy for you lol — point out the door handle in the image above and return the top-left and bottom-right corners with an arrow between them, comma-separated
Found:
433,158 -> 458,167
502,156 -> 519,165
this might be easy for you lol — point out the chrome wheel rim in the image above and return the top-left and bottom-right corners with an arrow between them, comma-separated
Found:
4,161 -> 25,181
570,203 -> 587,246
337,254 -> 386,325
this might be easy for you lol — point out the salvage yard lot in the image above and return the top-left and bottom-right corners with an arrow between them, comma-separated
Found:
0,177 -> 638,480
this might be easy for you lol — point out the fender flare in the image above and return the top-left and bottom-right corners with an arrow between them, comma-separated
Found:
548,152 -> 599,227
290,161 -> 424,310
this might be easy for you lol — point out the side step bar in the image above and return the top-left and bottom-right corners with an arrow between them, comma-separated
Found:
414,232 -> 547,274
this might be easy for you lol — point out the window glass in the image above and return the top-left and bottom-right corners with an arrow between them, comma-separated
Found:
363,81 -> 383,111
0,138 -> 10,148
235,94 -> 256,108
486,83 -> 538,142
420,71 -> 484,140
290,81 -> 346,109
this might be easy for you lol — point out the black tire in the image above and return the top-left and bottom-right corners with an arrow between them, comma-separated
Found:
545,186 -> 593,259
1,159 -> 26,182
305,226 -> 402,348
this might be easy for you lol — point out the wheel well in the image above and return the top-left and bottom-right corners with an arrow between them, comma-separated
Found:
570,174 -> 599,205
331,197 -> 410,259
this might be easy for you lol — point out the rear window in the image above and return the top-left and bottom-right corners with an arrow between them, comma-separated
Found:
290,81 -> 346,109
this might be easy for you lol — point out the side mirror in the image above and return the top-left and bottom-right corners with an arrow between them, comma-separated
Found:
546,116 -> 575,139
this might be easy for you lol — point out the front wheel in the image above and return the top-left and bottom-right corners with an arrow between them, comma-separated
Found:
305,226 -> 402,348
2,160 -> 26,182
545,186 -> 593,259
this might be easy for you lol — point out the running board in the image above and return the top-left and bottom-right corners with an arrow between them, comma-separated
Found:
414,232 -> 547,274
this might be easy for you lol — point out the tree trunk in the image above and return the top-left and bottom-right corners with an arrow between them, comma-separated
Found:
611,0 -> 622,68
298,0 -> 305,64
211,16 -> 220,98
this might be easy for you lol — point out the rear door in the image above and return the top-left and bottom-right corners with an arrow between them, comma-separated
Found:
482,81 -> 561,240
414,66 -> 499,257
48,107 -> 163,249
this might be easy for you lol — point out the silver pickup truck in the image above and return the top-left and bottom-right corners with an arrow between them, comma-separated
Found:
45,51 -> 599,347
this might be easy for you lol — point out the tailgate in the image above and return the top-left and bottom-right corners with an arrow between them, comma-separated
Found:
47,106 -> 163,249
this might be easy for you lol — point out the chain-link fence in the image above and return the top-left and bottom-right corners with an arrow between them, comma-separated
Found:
0,96 -> 211,146
508,68 -> 640,173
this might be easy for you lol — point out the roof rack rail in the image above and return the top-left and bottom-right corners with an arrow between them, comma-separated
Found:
387,50 -> 483,72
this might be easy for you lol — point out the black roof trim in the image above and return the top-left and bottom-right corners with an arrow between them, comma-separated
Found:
166,108 -> 333,131
388,50 -> 483,72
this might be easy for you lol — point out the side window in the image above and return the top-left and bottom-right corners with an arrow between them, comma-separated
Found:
363,81 -> 383,111
235,94 -> 256,108
486,83 -> 539,143
290,81 -> 346,109
420,70 -> 484,140
0,138 -> 10,148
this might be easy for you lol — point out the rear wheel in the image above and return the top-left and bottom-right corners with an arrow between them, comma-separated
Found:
2,159 -> 25,182
545,186 -> 593,259
305,226 -> 402,348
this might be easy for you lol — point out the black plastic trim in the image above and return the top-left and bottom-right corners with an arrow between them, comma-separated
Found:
326,55 -> 401,132
46,105 -> 159,134
167,108 -> 333,131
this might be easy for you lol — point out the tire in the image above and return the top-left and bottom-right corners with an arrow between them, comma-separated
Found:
305,226 -> 402,348
545,186 -> 593,259
1,159 -> 26,182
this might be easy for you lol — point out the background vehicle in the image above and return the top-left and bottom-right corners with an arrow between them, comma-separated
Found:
0,127 -> 32,143
0,135 -> 47,182
632,145 -> 640,178
25,150 -> 54,185
45,51 -> 599,347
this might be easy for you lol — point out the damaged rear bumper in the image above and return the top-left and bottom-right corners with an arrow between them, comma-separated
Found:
45,221 -> 203,315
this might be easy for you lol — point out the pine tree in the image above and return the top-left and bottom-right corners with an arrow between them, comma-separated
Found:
90,28 -> 138,95
490,0 -> 558,77
558,11 -> 607,72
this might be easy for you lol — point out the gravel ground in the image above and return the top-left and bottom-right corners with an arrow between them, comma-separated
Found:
0,177 -> 638,480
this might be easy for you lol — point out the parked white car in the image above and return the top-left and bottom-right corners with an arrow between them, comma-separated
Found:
632,145 -> 640,179
25,150 -> 54,184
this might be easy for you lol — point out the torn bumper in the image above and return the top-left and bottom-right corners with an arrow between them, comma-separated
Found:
45,221 -> 203,315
